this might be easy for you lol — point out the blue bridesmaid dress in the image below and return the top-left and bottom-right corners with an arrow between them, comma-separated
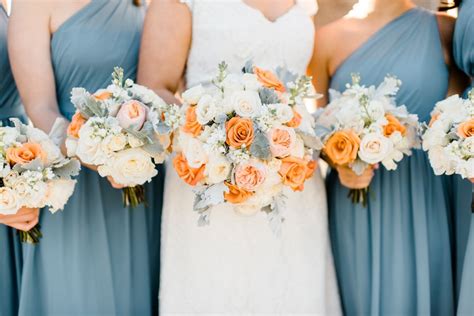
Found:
0,4 -> 26,316
17,1 -> 163,315
327,8 -> 455,315
453,0 -> 474,314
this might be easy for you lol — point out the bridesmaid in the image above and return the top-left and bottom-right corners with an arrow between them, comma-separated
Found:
311,0 -> 468,314
452,0 -> 474,313
8,0 -> 163,314
0,1 -> 38,315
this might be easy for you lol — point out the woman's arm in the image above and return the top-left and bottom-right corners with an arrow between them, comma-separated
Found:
8,0 -> 65,133
137,0 -> 192,104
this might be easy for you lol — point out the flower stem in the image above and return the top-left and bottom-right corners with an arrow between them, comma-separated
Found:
18,224 -> 43,244
348,187 -> 370,207
122,185 -> 146,208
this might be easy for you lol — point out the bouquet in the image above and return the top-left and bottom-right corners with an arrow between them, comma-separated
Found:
172,62 -> 321,231
315,74 -> 420,205
0,119 -> 80,243
66,68 -> 180,207
422,90 -> 473,211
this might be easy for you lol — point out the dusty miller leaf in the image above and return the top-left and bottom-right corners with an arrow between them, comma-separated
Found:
250,130 -> 271,160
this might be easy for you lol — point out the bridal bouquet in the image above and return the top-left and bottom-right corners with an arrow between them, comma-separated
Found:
0,119 -> 80,243
66,68 -> 180,207
315,74 -> 420,205
422,90 -> 474,180
173,62 -> 321,229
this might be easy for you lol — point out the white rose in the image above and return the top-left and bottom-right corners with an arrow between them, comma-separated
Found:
268,103 -> 294,124
45,179 -> 76,213
65,138 -> 78,157
182,85 -> 205,105
76,140 -> 108,165
222,74 -> 244,95
205,154 -> 231,183
182,137 -> 208,168
14,178 -> 48,208
231,90 -> 262,118
366,100 -> 385,121
0,187 -> 20,215
103,134 -> 127,152
127,134 -> 144,148
40,140 -> 62,164
242,73 -> 261,91
98,148 -> 157,186
196,95 -> 218,125
358,133 -> 393,164
290,135 -> 305,158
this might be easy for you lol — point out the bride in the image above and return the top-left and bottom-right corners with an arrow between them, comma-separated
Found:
138,0 -> 341,314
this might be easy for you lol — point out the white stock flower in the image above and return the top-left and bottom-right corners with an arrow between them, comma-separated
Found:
0,187 -> 20,215
461,137 -> 474,157
0,127 -> 19,146
268,103 -> 294,124
290,135 -> 305,158
196,95 -> 218,125
231,90 -> 262,118
205,154 -> 231,183
45,179 -> 77,213
98,148 -> 157,186
103,134 -> 127,152
182,85 -> 205,105
358,133 -> 393,164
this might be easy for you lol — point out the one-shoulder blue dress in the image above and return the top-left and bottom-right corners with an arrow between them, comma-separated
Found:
327,8 -> 455,315
0,4 -> 26,316
17,1 -> 163,315
453,0 -> 474,314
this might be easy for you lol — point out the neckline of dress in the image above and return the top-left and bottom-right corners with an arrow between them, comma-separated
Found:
239,1 -> 299,24
331,7 -> 419,77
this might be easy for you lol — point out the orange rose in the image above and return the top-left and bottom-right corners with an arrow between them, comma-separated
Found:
279,156 -> 316,191
457,118 -> 474,138
6,142 -> 46,165
67,112 -> 86,138
428,112 -> 440,127
225,117 -> 254,149
182,106 -> 203,137
383,114 -> 406,136
286,109 -> 302,128
253,66 -> 286,93
173,153 -> 205,186
93,90 -> 113,101
323,130 -> 360,166
224,182 -> 253,204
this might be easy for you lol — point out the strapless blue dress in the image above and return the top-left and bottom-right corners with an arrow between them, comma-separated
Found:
17,1 -> 163,315
328,8 -> 455,315
0,5 -> 27,316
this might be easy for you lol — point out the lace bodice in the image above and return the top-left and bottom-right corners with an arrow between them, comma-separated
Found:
181,0 -> 317,88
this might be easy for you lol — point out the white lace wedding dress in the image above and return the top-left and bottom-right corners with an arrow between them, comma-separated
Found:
160,1 -> 341,314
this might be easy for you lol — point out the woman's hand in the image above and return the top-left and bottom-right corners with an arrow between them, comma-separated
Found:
470,178 -> 474,184
336,165 -> 375,189
0,207 -> 40,232
107,176 -> 125,189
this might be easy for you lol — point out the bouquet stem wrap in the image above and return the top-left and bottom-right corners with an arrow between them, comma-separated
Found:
122,185 -> 145,207
18,224 -> 43,244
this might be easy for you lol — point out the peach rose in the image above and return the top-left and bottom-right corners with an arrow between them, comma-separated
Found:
279,156 -> 316,191
253,66 -> 286,93
323,130 -> 360,166
93,90 -> 113,101
224,182 -> 253,204
225,116 -> 254,149
286,109 -> 302,128
457,118 -> 474,138
173,153 -> 205,186
234,162 -> 266,191
182,106 -> 203,137
67,112 -> 86,138
6,142 -> 46,165
428,113 -> 440,127
116,100 -> 147,131
383,114 -> 406,136
268,126 -> 296,158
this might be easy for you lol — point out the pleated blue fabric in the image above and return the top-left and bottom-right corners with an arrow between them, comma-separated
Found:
453,1 -> 474,314
0,5 -> 26,316
17,1 -> 163,315
327,8 -> 455,315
